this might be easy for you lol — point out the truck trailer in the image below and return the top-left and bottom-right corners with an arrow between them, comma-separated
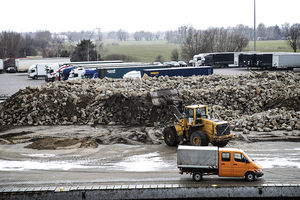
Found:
16,57 -> 70,72
177,146 -> 263,182
272,53 -> 300,69
238,53 -> 272,69
203,53 -> 239,67
143,66 -> 213,77
0,59 -> 3,73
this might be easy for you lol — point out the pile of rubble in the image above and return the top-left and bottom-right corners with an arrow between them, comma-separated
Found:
0,72 -> 299,132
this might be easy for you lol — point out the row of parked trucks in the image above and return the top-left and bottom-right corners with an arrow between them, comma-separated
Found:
192,52 -> 300,69
26,61 -> 214,81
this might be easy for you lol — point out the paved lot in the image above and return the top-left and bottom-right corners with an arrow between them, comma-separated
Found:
0,73 -> 45,96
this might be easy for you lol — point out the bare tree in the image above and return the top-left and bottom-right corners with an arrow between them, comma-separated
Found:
0,31 -> 21,58
281,23 -> 290,39
287,23 -> 300,52
117,29 -> 128,41
181,27 -> 249,60
171,49 -> 179,61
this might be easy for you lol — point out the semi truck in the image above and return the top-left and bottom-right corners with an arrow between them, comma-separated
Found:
204,52 -> 239,67
68,67 -> 98,80
177,146 -> 263,182
45,63 -> 61,82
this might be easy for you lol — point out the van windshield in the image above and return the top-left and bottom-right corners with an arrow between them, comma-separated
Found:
243,152 -> 253,162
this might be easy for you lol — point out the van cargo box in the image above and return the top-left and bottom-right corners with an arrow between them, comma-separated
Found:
177,146 -> 218,168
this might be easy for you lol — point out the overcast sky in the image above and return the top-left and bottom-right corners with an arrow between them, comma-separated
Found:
1,0 -> 299,33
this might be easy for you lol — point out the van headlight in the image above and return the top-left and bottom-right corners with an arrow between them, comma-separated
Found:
256,169 -> 263,173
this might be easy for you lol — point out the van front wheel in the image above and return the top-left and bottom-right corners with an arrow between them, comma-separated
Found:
245,172 -> 256,182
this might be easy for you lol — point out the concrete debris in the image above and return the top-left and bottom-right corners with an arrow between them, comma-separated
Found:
0,72 -> 299,134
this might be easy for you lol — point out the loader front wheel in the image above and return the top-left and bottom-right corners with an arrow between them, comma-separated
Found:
190,131 -> 209,146
163,127 -> 178,146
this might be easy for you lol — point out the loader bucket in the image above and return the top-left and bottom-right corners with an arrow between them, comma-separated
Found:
149,89 -> 180,106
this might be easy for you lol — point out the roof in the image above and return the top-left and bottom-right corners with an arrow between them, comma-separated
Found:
219,148 -> 244,153
178,146 -> 218,151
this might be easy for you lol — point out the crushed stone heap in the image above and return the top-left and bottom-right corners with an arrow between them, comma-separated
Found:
0,71 -> 299,132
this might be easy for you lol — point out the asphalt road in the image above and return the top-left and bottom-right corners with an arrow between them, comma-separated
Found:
0,141 -> 299,188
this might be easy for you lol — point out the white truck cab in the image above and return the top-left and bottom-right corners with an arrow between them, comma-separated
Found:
28,63 -> 48,79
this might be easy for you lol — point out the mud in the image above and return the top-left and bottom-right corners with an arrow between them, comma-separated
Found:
0,125 -> 164,149
0,125 -> 300,150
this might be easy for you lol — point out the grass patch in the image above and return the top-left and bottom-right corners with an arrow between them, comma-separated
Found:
100,40 -> 293,62
246,40 -> 292,52
102,40 -> 180,62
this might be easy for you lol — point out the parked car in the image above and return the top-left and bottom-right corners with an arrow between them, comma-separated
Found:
6,67 -> 17,73
152,62 -> 163,66
169,61 -> 180,67
178,61 -> 187,67
163,62 -> 172,66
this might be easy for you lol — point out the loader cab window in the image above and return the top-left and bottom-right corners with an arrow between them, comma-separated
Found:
196,107 -> 207,118
234,153 -> 248,163
184,108 -> 194,118
184,108 -> 194,124
221,152 -> 230,162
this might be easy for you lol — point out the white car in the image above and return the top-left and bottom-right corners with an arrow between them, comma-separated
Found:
169,61 -> 180,67
178,61 -> 187,67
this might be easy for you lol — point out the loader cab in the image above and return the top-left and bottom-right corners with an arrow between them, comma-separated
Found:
184,105 -> 208,125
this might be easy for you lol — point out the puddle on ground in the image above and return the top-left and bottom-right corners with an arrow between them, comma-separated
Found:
21,153 -> 56,158
0,159 -> 91,171
113,152 -> 173,171
252,157 -> 300,169
0,152 -> 174,172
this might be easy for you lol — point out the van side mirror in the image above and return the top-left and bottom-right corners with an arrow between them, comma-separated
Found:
245,159 -> 250,164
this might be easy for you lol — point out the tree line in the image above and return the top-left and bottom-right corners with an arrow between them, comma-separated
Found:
0,22 -> 300,61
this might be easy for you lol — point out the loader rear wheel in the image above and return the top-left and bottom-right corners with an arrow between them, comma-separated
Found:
212,141 -> 228,147
190,131 -> 208,146
163,127 -> 178,146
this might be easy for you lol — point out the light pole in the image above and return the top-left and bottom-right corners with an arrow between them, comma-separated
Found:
254,0 -> 256,51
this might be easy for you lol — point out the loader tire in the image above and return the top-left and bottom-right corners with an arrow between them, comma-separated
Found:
163,127 -> 178,146
190,131 -> 208,146
212,141 -> 228,147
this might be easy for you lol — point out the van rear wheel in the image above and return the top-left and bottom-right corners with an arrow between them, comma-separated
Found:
193,172 -> 203,182
245,172 -> 256,182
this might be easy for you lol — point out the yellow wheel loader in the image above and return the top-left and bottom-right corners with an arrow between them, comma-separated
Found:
150,89 -> 234,147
